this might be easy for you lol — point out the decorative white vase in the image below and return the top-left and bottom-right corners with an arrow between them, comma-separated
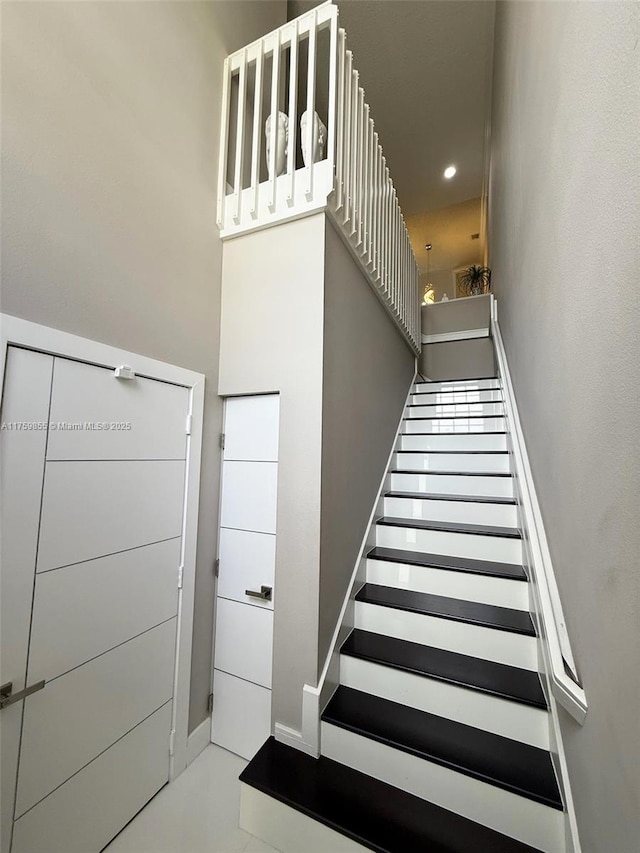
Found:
264,111 -> 289,178
300,110 -> 326,166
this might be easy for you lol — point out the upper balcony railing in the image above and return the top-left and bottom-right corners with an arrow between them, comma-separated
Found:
216,2 -> 420,353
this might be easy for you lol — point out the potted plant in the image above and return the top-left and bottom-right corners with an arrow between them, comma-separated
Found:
459,265 -> 492,296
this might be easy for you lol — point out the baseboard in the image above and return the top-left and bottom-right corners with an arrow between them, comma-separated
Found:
186,716 -> 211,766
274,723 -> 317,758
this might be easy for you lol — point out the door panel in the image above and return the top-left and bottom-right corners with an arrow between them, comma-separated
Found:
36,460 -> 185,572
15,619 -> 176,817
223,395 -> 280,462
217,528 -> 275,609
211,671 -> 271,761
28,538 -> 180,683
214,599 -> 273,689
47,357 -> 189,461
11,702 -> 172,853
220,461 -> 278,534
0,348 -> 53,853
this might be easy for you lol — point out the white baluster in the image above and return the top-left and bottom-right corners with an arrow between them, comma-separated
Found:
304,10 -> 318,201
286,20 -> 299,207
216,57 -> 231,230
250,42 -> 264,220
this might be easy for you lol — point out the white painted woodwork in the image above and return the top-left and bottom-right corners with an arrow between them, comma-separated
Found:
339,656 -> 549,749
365,558 -> 529,611
36,460 -> 185,572
47,357 -> 189,461
402,417 -> 507,434
390,472 -> 514,499
223,395 -> 280,462
393,451 -> 510,474
410,389 -> 503,406
240,784 -> 371,853
217,528 -> 275,610
28,538 -> 181,683
0,347 -> 53,853
407,402 -> 505,418
320,724 -> 565,853
354,602 -> 537,670
211,670 -> 272,760
399,432 -> 507,452
376,524 -> 523,565
384,496 -> 518,529
414,379 -> 500,393
220,460 -> 278,534
15,619 -> 176,817
11,702 -> 172,853
214,598 -> 273,689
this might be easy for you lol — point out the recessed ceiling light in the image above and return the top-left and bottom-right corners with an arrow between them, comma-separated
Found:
444,165 -> 456,179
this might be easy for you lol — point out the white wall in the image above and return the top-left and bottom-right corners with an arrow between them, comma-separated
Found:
489,3 -> 639,850
0,0 -> 287,732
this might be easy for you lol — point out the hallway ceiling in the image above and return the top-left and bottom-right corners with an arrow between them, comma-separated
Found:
288,0 -> 495,275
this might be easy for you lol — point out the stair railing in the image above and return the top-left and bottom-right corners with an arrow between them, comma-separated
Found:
216,2 -> 420,353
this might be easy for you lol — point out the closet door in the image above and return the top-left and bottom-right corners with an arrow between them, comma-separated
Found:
212,395 -> 279,760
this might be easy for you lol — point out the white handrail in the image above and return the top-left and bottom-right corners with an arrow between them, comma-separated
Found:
216,3 -> 421,353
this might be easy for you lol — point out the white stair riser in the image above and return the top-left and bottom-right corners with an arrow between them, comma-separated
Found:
394,452 -> 510,474
366,558 -> 530,611
411,390 -> 503,405
407,403 -> 505,418
414,379 -> 500,393
399,433 -> 507,452
390,472 -> 514,499
320,724 -> 565,853
355,602 -> 537,670
376,525 -> 523,565
339,656 -> 549,750
383,496 -> 518,528
403,417 -> 506,434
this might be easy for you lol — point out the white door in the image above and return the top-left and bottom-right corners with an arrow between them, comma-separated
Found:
211,395 -> 279,760
1,348 -> 189,853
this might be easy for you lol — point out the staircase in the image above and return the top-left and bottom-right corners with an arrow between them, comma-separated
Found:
240,376 -> 566,853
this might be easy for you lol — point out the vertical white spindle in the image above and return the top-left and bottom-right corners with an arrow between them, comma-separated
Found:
350,72 -> 360,238
326,11 -> 339,195
304,11 -> 318,201
216,57 -> 232,230
382,164 -> 390,298
268,31 -> 281,213
372,134 -> 379,276
233,49 -> 248,225
343,50 -> 353,226
359,101 -> 369,254
334,29 -> 346,211
250,42 -> 264,220
367,119 -> 375,266
357,88 -> 365,249
286,21 -> 299,207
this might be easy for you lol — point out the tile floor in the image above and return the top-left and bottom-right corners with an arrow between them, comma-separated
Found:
104,744 -> 280,853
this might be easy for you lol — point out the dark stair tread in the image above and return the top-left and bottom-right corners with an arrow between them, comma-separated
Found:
404,415 -> 504,421
367,546 -> 527,581
355,584 -> 535,635
241,737 -> 543,853
385,490 -> 517,505
378,516 -> 521,539
396,449 -> 508,455
392,469 -> 511,477
341,629 -> 546,708
322,687 -> 562,810
401,430 -> 508,435
408,403 -> 503,408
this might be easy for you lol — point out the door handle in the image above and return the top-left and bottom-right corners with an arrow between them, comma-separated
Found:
0,680 -> 46,710
245,585 -> 273,601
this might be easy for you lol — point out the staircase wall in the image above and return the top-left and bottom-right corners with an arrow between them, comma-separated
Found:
319,219 -> 415,668
489,3 -> 639,850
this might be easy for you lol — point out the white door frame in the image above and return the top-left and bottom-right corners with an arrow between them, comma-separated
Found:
0,314 -> 205,782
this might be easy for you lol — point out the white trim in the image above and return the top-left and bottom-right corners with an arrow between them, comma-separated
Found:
491,312 -> 587,724
421,327 -> 489,345
274,722 -> 317,758
0,314 -> 204,784
186,717 -> 212,766
298,369 -> 417,755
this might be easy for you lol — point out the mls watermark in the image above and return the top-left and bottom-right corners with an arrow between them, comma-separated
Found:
1,421 -> 133,431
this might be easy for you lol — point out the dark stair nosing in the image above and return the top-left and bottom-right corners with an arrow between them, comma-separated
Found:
404,414 -> 505,421
408,403 -> 504,409
367,545 -> 527,581
415,375 -> 499,384
322,687 -> 563,811
396,449 -> 509,455
377,516 -> 522,540
391,469 -> 511,477
385,490 -> 517,505
355,584 -> 535,635
341,629 -> 547,709
401,430 -> 507,436
240,737 -> 544,853
412,390 -> 503,398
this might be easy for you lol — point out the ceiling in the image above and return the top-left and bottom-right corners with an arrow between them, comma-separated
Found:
288,0 -> 495,275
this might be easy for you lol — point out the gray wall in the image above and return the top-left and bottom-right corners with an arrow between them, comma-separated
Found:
320,221 -> 415,666
422,295 -> 491,337
489,3 -> 639,850
1,0 -> 287,733
218,214 -> 326,732
421,338 -> 495,382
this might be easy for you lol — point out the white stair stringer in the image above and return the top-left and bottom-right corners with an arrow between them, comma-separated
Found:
320,723 -> 565,853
